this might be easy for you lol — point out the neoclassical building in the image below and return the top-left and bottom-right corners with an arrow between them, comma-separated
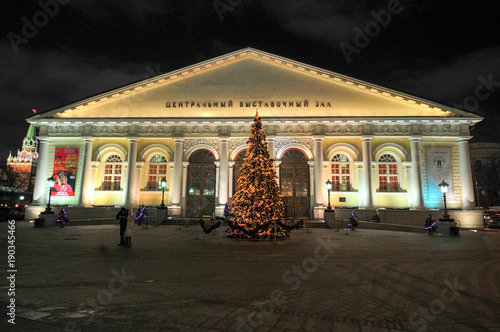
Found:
27,48 -> 483,223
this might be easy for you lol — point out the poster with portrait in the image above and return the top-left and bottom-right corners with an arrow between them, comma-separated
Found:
425,148 -> 454,201
51,147 -> 79,197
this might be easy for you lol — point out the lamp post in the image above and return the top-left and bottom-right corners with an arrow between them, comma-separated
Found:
160,178 -> 167,209
326,179 -> 332,210
45,176 -> 55,213
438,180 -> 454,221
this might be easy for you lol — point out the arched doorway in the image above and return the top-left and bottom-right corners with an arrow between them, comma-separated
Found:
186,150 -> 216,217
233,149 -> 247,195
280,149 -> 310,219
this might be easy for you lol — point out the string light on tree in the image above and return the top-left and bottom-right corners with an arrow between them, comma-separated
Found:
227,111 -> 301,239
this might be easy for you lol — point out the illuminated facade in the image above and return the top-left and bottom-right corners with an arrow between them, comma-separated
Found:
27,48 -> 482,221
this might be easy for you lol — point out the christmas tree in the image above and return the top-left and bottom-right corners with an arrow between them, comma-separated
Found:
227,112 -> 289,239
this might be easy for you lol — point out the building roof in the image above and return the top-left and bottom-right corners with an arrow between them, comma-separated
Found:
27,48 -> 482,124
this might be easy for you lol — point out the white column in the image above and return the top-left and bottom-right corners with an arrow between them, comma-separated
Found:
458,137 -> 475,209
89,161 -> 98,204
361,136 -> 374,208
79,137 -> 94,206
409,136 -> 425,209
218,138 -> 229,205
308,161 -> 316,218
323,162 -> 329,205
267,136 -> 276,159
403,162 -> 413,207
355,161 -> 363,206
168,164 -> 175,204
182,162 -> 189,199
275,161 -> 282,184
214,161 -> 220,199
313,136 -> 324,206
371,163 -> 377,207
134,162 -> 144,206
228,161 -> 235,198
171,139 -> 184,205
33,137 -> 50,205
123,138 -> 138,206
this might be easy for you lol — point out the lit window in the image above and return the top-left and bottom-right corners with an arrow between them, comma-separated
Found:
146,154 -> 168,190
102,154 -> 123,191
330,154 -> 351,191
378,154 -> 399,192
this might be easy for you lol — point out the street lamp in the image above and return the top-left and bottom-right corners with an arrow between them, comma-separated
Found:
438,180 -> 454,221
326,179 -> 332,210
160,178 -> 167,209
44,176 -> 55,213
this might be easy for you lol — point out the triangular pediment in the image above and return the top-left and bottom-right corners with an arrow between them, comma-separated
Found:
30,48 -> 481,121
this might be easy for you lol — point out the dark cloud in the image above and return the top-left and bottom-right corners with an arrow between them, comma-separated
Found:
0,42 -> 156,159
382,47 -> 500,110
257,0 -> 369,44
68,0 -> 173,20
0,42 -> 152,110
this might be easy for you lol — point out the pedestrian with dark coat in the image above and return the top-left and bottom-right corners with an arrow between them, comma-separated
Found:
116,207 -> 128,246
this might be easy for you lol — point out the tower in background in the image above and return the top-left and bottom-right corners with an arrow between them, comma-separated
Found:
5,123 -> 38,196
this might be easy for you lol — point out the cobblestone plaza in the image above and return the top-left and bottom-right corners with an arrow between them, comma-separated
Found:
2,222 -> 499,332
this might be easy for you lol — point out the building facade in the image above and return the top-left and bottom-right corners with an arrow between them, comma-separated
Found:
469,143 -> 500,208
27,48 -> 482,221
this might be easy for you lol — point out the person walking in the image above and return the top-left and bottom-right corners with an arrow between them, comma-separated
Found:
125,207 -> 136,248
116,207 -> 128,246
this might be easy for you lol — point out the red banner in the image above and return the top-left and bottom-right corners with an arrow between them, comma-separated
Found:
51,147 -> 79,197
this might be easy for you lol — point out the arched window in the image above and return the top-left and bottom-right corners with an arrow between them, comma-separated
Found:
474,160 -> 482,173
146,154 -> 168,190
281,149 -> 308,162
102,154 -> 123,191
235,149 -> 247,162
378,154 -> 399,192
330,153 -> 351,191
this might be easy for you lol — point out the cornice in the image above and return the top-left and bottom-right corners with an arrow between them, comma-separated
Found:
33,118 -> 475,138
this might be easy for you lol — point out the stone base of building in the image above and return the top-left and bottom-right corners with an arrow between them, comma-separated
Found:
215,205 -> 226,218
333,208 -> 483,229
167,205 -> 181,217
314,206 -> 325,220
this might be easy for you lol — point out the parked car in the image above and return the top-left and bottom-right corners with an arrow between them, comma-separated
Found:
483,207 -> 500,228
0,207 -> 25,221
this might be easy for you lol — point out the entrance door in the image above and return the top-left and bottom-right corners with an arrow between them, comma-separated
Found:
186,150 -> 216,217
280,149 -> 310,219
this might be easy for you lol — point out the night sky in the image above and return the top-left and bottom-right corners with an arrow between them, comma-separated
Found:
1,0 -> 499,160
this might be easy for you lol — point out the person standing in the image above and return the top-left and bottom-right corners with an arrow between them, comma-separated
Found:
116,207 -> 128,245
125,208 -> 136,248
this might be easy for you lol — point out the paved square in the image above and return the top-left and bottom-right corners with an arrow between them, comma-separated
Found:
1,221 -> 499,331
